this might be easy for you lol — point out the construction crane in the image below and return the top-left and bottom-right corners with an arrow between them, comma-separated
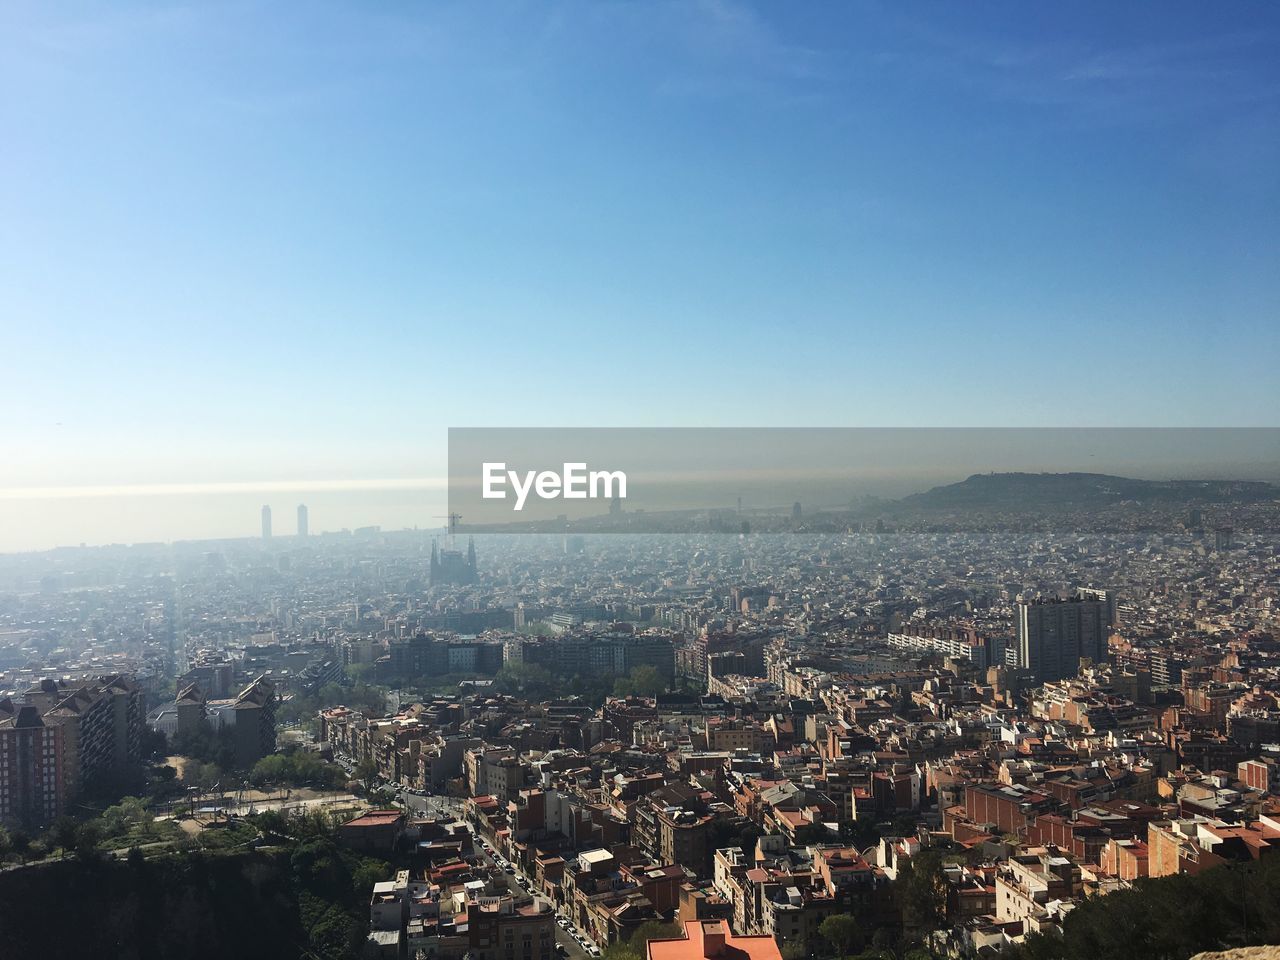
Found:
432,513 -> 463,537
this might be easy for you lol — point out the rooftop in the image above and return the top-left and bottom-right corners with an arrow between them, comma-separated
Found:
648,919 -> 783,960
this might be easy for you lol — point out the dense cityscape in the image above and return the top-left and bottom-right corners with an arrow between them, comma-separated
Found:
5,3 -> 1278,960
2,480 -> 1279,959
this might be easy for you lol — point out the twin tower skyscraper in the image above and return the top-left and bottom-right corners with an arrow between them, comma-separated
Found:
261,504 -> 308,539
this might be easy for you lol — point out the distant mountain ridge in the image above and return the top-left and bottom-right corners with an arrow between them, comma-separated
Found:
897,472 -> 1279,510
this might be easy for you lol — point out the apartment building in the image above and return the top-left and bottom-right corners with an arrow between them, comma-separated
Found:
0,703 -> 63,828
230,675 -> 277,767
37,674 -> 144,802
469,896 -> 557,960
994,850 -> 1082,925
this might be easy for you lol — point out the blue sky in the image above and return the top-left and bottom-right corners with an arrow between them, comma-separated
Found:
1,2 -> 1278,547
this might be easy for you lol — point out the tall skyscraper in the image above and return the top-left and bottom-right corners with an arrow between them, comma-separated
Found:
261,505 -> 272,540
1015,593 -> 1111,683
297,503 -> 309,538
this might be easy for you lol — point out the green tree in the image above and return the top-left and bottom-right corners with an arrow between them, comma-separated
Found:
8,829 -> 30,858
141,726 -> 168,760
122,796 -> 156,838
820,914 -> 865,957
345,662 -> 374,683
74,820 -> 103,860
250,754 -> 291,788
890,815 -> 921,838
349,683 -> 387,717
838,818 -> 881,851
613,665 -> 667,698
896,850 -> 947,939
495,662 -> 556,698
196,762 -> 224,791
351,860 -> 388,899
183,758 -> 205,785
50,816 -> 79,857
354,756 -> 379,788
794,822 -> 834,845
995,932 -> 1063,960
601,920 -> 681,960
100,795 -> 154,840
299,890 -> 362,957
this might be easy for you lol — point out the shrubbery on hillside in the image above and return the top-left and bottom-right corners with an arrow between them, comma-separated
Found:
999,853 -> 1280,960
0,830 -> 385,960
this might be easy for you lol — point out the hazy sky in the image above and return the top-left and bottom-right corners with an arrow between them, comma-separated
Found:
2,2 -> 1278,549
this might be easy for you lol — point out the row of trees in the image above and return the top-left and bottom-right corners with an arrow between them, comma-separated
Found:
275,681 -> 386,726
248,749 -> 347,790
610,665 -> 667,698
493,662 -> 668,703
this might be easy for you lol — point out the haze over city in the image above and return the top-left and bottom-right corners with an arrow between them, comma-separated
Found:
3,2 -> 1278,549
5,7 -> 1280,960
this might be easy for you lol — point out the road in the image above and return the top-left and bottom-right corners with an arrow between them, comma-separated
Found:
157,791 -> 365,825
241,792 -> 362,816
323,760 -> 593,958
386,789 -> 589,958
400,791 -> 466,820
472,841 -> 593,960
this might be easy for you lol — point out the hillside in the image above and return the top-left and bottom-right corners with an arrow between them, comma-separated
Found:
998,852 -> 1280,960
0,837 -> 378,960
896,472 -> 1278,512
